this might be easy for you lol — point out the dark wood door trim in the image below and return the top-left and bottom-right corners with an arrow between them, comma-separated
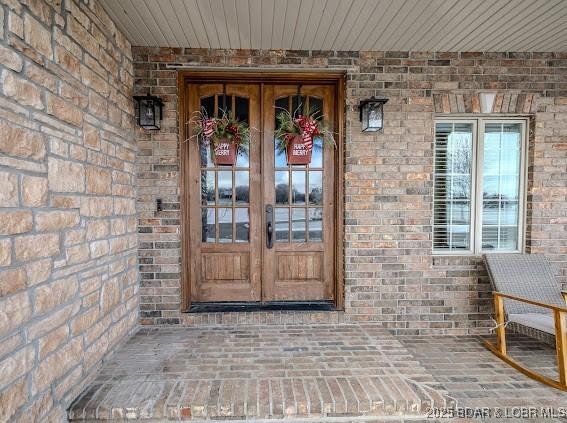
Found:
179,70 -> 346,85
178,70 -> 345,311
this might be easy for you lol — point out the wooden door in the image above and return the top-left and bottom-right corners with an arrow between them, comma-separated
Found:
186,82 -> 336,303
187,84 -> 262,302
262,85 -> 336,301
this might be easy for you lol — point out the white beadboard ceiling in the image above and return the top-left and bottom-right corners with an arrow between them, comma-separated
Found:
100,0 -> 567,52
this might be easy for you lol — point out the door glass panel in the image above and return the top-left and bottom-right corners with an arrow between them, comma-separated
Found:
217,94 -> 232,116
199,92 -> 250,243
291,171 -> 306,205
310,137 -> 323,168
235,208 -> 249,242
292,95 -> 305,116
274,142 -> 287,167
235,171 -> 249,204
200,142 -> 214,167
275,171 -> 289,204
309,97 -> 323,118
201,171 -> 215,205
218,208 -> 232,242
201,208 -> 215,242
236,147 -> 250,168
308,208 -> 323,241
275,97 -> 288,116
272,93 -> 328,245
218,171 -> 233,204
275,208 -> 289,242
201,95 -> 215,117
310,97 -> 324,168
308,171 -> 323,205
235,96 -> 249,122
275,97 -> 289,167
292,208 -> 306,242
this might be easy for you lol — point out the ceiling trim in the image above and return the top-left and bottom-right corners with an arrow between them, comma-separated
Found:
101,0 -> 567,52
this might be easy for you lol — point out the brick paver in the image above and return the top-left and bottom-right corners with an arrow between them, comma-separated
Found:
399,334 -> 567,422
68,324 -> 453,421
68,325 -> 567,422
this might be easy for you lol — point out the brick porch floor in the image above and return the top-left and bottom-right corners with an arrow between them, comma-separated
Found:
68,324 -> 567,422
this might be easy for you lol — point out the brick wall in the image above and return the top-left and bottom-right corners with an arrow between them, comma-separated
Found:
133,48 -> 567,334
0,1 -> 138,421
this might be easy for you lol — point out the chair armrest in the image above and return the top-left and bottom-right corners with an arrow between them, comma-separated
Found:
494,292 -> 567,313
562,291 -> 567,303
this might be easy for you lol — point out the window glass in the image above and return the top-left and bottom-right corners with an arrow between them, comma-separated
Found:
481,123 -> 522,251
433,122 -> 473,252
433,120 -> 524,254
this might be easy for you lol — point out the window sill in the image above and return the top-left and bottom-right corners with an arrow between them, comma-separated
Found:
432,250 -> 523,257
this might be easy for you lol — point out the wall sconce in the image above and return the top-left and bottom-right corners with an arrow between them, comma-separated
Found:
359,97 -> 388,132
134,93 -> 164,130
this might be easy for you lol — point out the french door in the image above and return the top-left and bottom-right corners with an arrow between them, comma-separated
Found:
186,82 -> 336,303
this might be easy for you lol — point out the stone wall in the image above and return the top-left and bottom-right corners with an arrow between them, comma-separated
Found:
133,48 -> 567,335
0,1 -> 138,421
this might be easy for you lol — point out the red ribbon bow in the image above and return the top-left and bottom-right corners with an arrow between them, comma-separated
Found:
201,118 -> 216,140
293,115 -> 319,150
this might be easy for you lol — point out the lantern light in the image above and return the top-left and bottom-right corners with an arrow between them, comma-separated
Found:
359,97 -> 388,132
134,93 -> 164,130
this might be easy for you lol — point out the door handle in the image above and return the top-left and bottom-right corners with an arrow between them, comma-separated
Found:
266,204 -> 274,249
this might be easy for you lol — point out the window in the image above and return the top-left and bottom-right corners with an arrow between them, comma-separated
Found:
433,119 -> 527,254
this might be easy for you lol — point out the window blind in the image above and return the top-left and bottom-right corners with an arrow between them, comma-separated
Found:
433,123 -> 474,252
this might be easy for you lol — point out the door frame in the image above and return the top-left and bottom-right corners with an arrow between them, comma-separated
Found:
178,70 -> 345,311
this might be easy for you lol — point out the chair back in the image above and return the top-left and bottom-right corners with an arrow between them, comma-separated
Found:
483,254 -> 564,314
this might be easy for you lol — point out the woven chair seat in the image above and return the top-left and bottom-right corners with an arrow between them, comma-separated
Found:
508,313 -> 554,335
484,254 -> 564,315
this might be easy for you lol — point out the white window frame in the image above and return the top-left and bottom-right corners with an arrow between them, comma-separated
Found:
433,117 -> 528,255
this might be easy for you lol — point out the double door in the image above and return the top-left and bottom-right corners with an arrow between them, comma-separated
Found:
187,82 -> 336,303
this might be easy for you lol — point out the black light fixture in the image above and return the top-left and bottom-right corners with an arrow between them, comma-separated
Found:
359,96 -> 388,132
134,93 -> 164,130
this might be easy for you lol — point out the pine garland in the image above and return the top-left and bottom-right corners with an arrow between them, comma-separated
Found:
274,108 -> 336,153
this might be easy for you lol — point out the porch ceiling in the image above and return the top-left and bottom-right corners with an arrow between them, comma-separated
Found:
100,0 -> 567,52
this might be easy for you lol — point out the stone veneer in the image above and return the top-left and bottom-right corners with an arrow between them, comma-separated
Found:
0,0 -> 138,421
134,48 -> 567,334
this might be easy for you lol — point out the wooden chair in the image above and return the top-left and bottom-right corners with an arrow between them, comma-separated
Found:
483,253 -> 567,391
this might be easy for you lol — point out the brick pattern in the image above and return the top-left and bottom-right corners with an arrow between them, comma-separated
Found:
528,97 -> 567,277
432,92 -> 537,114
179,310 -> 345,326
133,48 -> 567,334
69,325 -> 567,422
508,322 -> 556,347
68,324 -> 454,421
400,334 -> 567,412
0,1 -> 138,421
